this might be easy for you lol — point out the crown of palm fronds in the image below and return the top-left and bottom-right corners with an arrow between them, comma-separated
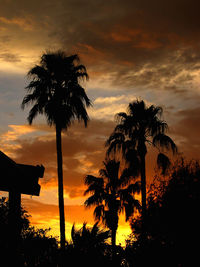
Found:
21,51 -> 92,129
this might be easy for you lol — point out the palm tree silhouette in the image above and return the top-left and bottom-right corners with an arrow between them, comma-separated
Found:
84,159 -> 140,252
21,50 -> 92,249
106,100 -> 177,239
66,223 -> 111,267
71,222 -> 110,252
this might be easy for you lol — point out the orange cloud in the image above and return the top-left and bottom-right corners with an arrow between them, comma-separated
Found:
0,120 -> 114,199
0,16 -> 34,31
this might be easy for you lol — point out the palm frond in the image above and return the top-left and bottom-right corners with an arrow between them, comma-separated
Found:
22,51 -> 92,130
115,112 -> 128,126
105,132 -> 125,155
94,205 -> 105,221
127,182 -> 141,194
157,152 -> 171,175
84,194 -> 103,208
153,133 -> 178,154
149,120 -> 168,137
84,175 -> 104,196
128,100 -> 146,117
21,94 -> 37,109
27,104 -> 40,125
147,104 -> 163,119
119,168 -> 133,186
124,198 -> 141,221
27,65 -> 48,80
124,148 -> 140,176
103,160 -> 120,185
84,175 -> 99,185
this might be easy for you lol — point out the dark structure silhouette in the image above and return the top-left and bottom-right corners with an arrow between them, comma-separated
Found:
84,159 -> 140,254
0,151 -> 44,195
21,50 -> 92,250
0,150 -> 44,265
106,100 -> 177,241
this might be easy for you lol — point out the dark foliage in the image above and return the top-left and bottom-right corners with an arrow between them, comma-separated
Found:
0,198 -> 58,267
60,223 -> 113,267
126,159 -> 200,266
0,198 -> 128,266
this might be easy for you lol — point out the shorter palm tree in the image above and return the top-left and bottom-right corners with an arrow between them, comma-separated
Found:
66,223 -> 111,267
84,159 -> 140,252
71,222 -> 110,252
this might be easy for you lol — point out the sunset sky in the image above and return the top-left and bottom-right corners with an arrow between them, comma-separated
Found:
0,0 -> 200,245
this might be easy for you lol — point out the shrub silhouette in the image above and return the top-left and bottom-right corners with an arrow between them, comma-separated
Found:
127,159 -> 200,266
0,198 -> 58,267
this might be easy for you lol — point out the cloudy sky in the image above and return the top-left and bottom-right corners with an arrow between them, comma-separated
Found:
0,0 -> 200,244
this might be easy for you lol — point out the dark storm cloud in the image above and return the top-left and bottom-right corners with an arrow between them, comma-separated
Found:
172,107 -> 200,159
1,0 -> 200,92
49,0 -> 200,93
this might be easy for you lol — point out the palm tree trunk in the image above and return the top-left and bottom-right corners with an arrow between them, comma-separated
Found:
140,152 -> 147,242
111,228 -> 116,249
111,228 -> 117,260
56,125 -> 66,250
140,154 -> 146,220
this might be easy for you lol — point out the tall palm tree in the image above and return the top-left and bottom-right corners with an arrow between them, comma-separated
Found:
106,100 -> 177,238
21,51 -> 92,249
84,159 -> 140,252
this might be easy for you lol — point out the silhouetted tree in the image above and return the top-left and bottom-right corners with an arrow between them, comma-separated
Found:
21,51 -> 92,249
71,222 -> 110,255
60,223 -> 112,267
127,158 -> 200,266
106,100 -> 177,239
22,227 -> 58,267
84,159 -> 140,253
0,197 -> 30,266
0,197 -> 58,267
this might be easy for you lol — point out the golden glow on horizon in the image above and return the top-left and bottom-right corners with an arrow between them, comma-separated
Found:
28,209 -> 131,246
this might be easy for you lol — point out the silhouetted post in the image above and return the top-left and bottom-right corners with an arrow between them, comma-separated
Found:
0,151 -> 45,265
9,190 -> 21,263
140,152 -> 147,243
